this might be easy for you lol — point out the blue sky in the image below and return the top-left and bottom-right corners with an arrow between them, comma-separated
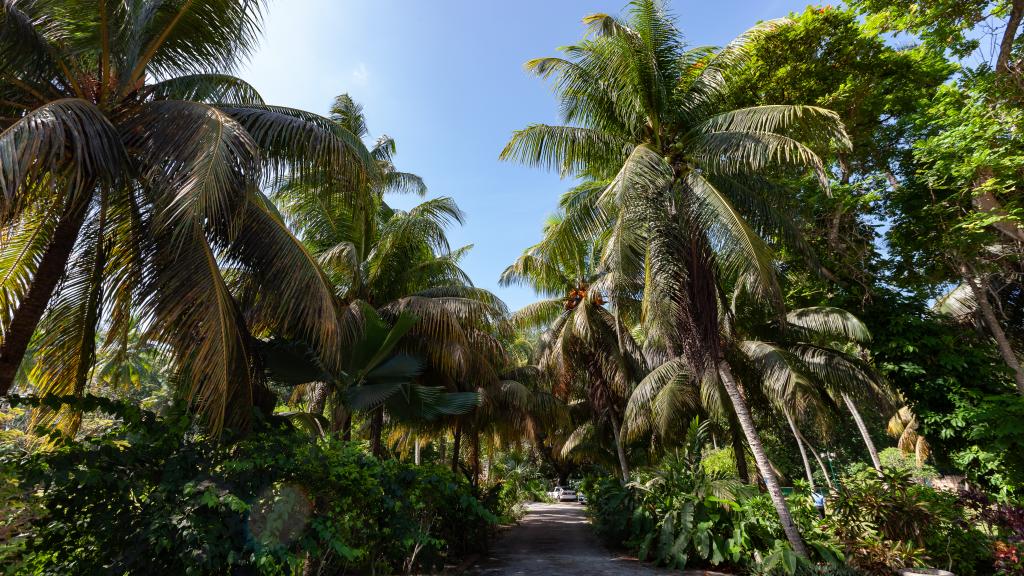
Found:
241,0 -> 817,312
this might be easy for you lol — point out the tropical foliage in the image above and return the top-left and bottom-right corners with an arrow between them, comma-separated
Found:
3,0 -> 1024,574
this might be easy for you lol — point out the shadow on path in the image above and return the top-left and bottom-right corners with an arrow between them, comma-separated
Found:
467,502 -> 674,575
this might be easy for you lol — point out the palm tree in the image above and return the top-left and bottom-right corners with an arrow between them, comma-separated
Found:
0,0 -> 367,433
737,304 -> 889,479
276,95 -> 509,455
501,209 -> 646,483
501,1 -> 850,555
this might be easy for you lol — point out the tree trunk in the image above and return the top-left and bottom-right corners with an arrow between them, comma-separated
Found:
369,408 -> 384,458
438,435 -> 447,464
729,410 -> 751,483
719,362 -> 808,557
609,412 -> 630,484
451,424 -> 462,473
971,178 -> 1024,244
962,267 -> 1024,395
842,393 -> 882,471
470,431 -> 481,487
784,408 -> 816,492
342,415 -> 352,441
794,426 -> 835,487
308,382 -> 328,416
609,306 -> 632,484
414,435 -> 421,465
0,199 -> 90,395
997,0 -> 1024,74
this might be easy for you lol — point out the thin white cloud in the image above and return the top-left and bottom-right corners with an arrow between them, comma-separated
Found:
351,62 -> 369,86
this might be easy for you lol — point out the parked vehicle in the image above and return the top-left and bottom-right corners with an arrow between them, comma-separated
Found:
546,486 -> 578,502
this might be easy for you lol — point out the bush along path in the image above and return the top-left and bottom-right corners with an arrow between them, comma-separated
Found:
467,502 -> 674,576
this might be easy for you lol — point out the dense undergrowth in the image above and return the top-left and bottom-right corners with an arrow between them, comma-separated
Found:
0,398 -> 508,575
582,420 -> 1024,576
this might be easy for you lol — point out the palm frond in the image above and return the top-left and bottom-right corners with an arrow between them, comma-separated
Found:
123,99 -> 259,232
220,104 -> 372,184
146,73 -> 265,105
226,192 -> 350,372
1,99 -> 125,212
500,124 -> 631,178
786,307 -> 872,344
623,357 -> 696,441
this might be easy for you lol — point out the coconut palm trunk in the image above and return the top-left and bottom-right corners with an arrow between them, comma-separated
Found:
609,413 -> 630,484
370,408 -> 384,458
728,411 -> 751,483
794,427 -> 835,490
470,432 -> 481,487
0,198 -> 91,395
610,308 -> 632,484
842,393 -> 881,471
451,424 -> 462,473
784,408 -> 816,491
308,382 -> 329,416
720,362 -> 808,557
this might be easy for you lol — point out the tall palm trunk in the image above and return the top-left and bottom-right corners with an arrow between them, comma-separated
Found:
342,415 -> 352,441
470,431 -> 481,487
451,423 -> 462,473
794,426 -> 835,490
719,362 -> 808,557
0,198 -> 90,395
842,393 -> 881,471
308,382 -> 328,416
369,408 -> 384,458
728,411 -> 751,483
610,306 -> 632,484
784,408 -> 815,491
609,412 -> 630,484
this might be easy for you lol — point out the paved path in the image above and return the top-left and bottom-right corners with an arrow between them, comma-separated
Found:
467,502 -> 674,576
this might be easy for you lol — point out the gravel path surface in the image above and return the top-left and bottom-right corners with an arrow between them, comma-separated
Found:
466,502 -> 674,575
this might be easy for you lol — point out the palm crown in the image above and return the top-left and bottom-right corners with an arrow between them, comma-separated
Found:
0,0 -> 372,432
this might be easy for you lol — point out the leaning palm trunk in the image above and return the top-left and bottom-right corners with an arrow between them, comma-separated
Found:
720,363 -> 809,557
784,408 -> 815,491
729,411 -> 751,483
793,425 -> 835,490
0,198 -> 91,395
609,413 -> 630,484
842,393 -> 881,471
610,308 -> 632,484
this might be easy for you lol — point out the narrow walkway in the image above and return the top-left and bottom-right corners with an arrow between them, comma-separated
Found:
467,502 -> 674,575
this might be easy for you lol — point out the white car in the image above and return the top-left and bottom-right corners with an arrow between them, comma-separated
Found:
547,486 -> 578,502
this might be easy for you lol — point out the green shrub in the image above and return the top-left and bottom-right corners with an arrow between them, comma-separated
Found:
489,451 -> 549,522
582,419 -> 843,573
823,468 -> 993,575
0,400 -> 495,575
